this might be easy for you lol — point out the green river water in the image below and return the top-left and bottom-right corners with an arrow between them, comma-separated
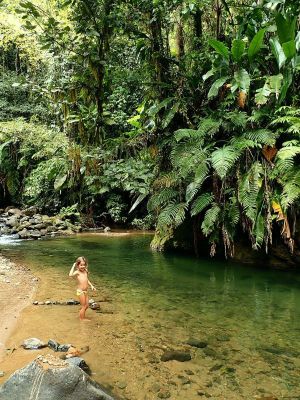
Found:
0,232 -> 299,399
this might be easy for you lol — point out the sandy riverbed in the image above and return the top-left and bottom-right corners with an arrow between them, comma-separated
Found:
0,256 -> 37,363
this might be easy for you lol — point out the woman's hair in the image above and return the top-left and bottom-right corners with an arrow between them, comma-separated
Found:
75,256 -> 88,270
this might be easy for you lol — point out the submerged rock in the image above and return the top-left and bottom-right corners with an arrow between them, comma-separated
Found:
161,350 -> 191,362
186,338 -> 208,348
0,355 -> 115,400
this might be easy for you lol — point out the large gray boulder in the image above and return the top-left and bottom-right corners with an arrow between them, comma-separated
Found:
0,355 -> 115,400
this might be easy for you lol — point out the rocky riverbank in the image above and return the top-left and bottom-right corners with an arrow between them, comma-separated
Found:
0,206 -> 82,240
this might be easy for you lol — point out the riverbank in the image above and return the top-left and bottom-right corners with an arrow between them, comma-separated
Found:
0,256 -> 37,362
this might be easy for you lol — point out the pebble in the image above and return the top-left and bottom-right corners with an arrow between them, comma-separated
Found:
0,371 -> 4,377
117,381 -> 127,389
158,389 -> 171,399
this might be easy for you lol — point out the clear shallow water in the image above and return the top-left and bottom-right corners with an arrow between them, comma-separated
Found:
1,232 -> 300,399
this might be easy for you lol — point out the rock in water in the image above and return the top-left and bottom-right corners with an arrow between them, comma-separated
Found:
161,350 -> 192,362
0,355 -> 115,400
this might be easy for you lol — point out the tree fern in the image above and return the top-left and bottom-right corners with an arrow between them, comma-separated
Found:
191,192 -> 214,216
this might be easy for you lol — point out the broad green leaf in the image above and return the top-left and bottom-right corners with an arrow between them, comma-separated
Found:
129,193 -> 148,213
265,1 -> 281,11
202,69 -> 214,81
269,74 -> 283,99
275,14 -> 296,45
54,174 -> 67,190
162,102 -> 179,129
248,29 -> 265,60
208,39 -> 229,60
296,32 -> 300,52
147,98 -> 173,116
255,83 -> 271,105
207,76 -> 228,99
231,39 -> 245,62
270,37 -> 286,69
234,69 -> 250,92
278,70 -> 292,104
282,40 -> 296,59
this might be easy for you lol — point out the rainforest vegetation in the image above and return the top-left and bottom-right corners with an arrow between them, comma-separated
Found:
0,0 -> 299,260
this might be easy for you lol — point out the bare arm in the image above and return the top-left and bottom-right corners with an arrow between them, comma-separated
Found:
88,279 -> 96,291
69,263 -> 78,277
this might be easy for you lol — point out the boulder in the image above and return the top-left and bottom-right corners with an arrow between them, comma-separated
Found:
23,206 -> 38,216
65,357 -> 90,374
18,229 -> 29,239
29,230 -> 42,239
0,355 -> 115,400
7,208 -> 23,216
6,216 -> 19,227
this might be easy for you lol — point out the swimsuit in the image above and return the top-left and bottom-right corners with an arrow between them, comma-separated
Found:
76,288 -> 88,296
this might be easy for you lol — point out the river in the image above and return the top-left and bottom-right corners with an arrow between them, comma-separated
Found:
0,232 -> 299,399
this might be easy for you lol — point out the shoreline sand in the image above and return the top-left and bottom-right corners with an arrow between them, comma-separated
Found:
0,256 -> 37,363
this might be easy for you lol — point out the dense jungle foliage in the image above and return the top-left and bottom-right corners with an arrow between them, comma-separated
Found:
0,0 -> 299,259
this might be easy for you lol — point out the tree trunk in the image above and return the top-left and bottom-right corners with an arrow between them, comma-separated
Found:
193,7 -> 203,49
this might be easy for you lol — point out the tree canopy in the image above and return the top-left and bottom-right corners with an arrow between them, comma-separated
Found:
0,0 -> 299,259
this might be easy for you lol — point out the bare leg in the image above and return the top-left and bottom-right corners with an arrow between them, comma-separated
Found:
79,293 -> 90,321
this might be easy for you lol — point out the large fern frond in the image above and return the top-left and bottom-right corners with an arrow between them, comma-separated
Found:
238,161 -> 263,223
197,117 -> 221,138
157,202 -> 187,229
191,192 -> 214,216
252,212 -> 265,250
148,188 -> 178,212
243,129 -> 278,146
201,203 -> 221,236
211,146 -> 242,179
